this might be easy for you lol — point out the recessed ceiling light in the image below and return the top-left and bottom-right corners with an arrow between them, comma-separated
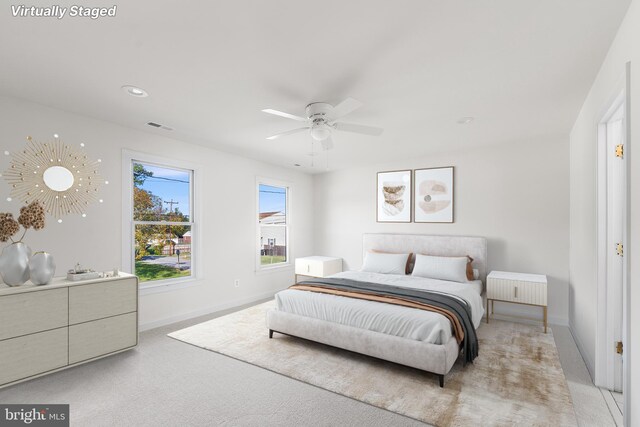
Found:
121,85 -> 148,98
457,117 -> 475,124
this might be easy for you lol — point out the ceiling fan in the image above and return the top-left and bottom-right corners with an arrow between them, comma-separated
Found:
262,98 -> 383,150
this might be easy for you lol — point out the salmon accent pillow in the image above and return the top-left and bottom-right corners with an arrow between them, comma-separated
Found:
466,256 -> 475,281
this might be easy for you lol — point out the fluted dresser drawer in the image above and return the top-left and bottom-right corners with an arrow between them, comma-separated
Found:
0,288 -> 68,341
487,276 -> 547,306
69,277 -> 137,324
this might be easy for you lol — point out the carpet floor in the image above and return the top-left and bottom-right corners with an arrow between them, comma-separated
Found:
169,301 -> 577,426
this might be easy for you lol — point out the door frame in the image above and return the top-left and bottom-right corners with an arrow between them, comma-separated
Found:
622,62 -> 631,427
594,64 -> 629,396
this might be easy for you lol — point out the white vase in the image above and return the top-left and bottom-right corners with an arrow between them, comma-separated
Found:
0,242 -> 32,286
29,251 -> 56,285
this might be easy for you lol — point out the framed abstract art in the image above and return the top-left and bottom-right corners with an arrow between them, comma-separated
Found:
413,166 -> 454,223
376,170 -> 412,223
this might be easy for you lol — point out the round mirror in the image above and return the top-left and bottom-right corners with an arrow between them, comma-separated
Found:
43,166 -> 75,192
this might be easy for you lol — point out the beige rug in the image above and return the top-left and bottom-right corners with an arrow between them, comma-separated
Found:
168,301 -> 577,426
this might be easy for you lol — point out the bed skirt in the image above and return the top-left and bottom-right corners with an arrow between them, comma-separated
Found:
266,309 -> 461,386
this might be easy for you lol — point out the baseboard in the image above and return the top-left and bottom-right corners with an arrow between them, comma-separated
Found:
568,321 -> 595,381
139,290 -> 277,332
486,313 -> 568,327
549,315 -> 569,326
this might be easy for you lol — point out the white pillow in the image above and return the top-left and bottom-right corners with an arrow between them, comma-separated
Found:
472,268 -> 479,280
361,252 -> 410,275
411,254 -> 468,283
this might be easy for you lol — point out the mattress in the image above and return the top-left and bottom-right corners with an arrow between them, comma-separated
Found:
275,271 -> 485,345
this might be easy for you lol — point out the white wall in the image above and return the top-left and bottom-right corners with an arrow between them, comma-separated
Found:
0,96 -> 314,329
569,1 -> 638,424
313,137 -> 570,325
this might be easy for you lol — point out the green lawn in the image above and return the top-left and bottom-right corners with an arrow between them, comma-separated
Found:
135,261 -> 191,282
261,255 -> 286,265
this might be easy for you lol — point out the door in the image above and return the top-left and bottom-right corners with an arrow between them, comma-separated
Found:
605,103 -> 625,392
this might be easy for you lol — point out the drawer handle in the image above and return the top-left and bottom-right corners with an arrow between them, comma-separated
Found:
514,286 -> 518,298
307,265 -> 310,273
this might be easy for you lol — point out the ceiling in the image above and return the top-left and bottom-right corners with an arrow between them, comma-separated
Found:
0,0 -> 630,172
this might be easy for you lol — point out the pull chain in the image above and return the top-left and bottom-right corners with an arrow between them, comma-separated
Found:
325,147 -> 329,170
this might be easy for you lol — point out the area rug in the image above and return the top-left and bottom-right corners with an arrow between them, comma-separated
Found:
168,301 -> 577,426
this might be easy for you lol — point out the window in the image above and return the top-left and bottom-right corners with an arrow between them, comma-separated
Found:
131,161 -> 194,284
257,181 -> 289,268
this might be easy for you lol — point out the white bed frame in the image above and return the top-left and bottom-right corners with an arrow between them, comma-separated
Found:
266,233 -> 488,387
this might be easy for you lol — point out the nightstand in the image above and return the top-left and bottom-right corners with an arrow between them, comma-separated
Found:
486,270 -> 548,333
295,256 -> 342,282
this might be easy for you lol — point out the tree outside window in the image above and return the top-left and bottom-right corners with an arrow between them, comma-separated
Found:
133,162 -> 193,282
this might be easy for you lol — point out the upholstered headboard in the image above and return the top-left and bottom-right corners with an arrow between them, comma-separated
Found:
362,233 -> 488,283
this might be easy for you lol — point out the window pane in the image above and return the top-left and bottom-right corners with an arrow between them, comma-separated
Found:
259,184 -> 287,265
258,184 -> 286,223
133,162 -> 191,222
134,224 -> 192,282
260,225 -> 287,265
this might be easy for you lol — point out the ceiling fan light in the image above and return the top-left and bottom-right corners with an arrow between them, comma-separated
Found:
310,126 -> 331,141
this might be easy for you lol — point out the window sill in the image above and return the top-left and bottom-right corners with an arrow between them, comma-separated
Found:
139,277 -> 202,295
255,264 -> 294,275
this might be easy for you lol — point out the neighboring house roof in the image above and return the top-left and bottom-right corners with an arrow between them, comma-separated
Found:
183,231 -> 192,237
259,211 -> 280,220
260,211 -> 286,224
148,236 -> 179,245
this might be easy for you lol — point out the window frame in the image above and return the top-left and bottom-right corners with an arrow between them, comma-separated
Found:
122,150 -> 201,291
256,177 -> 292,273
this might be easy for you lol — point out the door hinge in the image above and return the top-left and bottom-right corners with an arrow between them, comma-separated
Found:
616,341 -> 623,355
616,144 -> 624,158
616,243 -> 624,257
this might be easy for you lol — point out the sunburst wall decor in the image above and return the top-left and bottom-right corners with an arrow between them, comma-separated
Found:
3,136 -> 106,222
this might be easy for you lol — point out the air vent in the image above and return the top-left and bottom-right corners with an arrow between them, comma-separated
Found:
146,122 -> 173,131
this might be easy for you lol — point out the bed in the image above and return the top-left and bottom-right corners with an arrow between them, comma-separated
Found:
266,233 -> 487,387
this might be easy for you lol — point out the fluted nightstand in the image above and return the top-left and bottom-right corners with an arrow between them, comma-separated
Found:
486,270 -> 548,333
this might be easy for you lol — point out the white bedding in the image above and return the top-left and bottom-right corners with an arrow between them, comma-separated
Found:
275,271 -> 485,345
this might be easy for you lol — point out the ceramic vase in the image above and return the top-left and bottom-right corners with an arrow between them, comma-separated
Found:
29,251 -> 56,285
0,242 -> 32,286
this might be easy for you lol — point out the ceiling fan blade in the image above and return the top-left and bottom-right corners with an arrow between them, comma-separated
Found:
330,97 -> 363,120
334,122 -> 383,136
262,109 -> 307,122
266,127 -> 309,140
321,136 -> 334,151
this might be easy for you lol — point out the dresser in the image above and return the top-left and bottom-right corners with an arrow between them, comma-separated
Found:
294,256 -> 342,282
486,270 -> 548,333
0,273 -> 138,388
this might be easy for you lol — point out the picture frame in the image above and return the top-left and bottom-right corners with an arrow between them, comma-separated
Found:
376,170 -> 412,223
413,166 -> 454,223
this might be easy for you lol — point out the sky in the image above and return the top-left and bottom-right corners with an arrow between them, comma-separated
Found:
136,163 -> 191,217
135,164 -> 286,217
259,184 -> 286,214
